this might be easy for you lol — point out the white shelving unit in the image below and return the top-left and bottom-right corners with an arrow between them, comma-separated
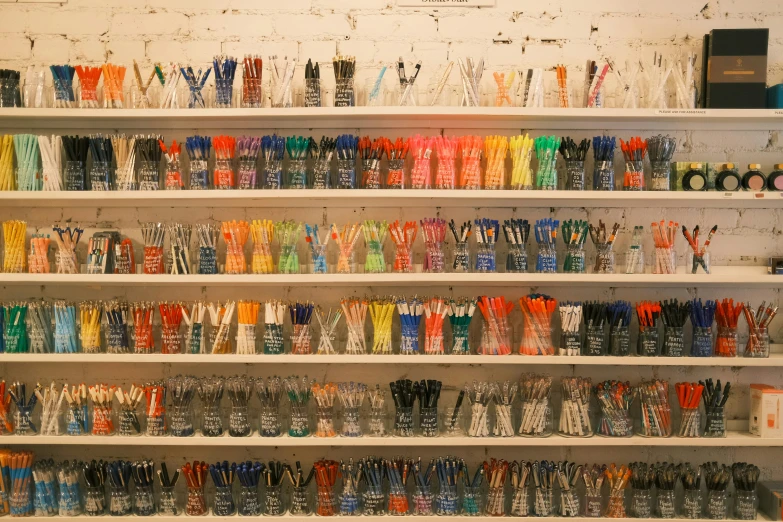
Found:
15,517 -> 771,522
2,432 -> 771,447
2,107 -> 783,131
2,353 -> 779,366
1,189 -> 780,208
0,266 -> 776,287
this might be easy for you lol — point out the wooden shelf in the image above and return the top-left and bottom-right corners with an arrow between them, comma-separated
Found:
3,353 -> 778,367
2,107 -> 783,131
0,267 -> 776,287
1,190 -> 780,208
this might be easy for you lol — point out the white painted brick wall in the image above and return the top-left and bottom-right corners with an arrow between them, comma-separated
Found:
2,0 -> 783,477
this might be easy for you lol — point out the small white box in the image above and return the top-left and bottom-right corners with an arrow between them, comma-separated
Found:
750,383 -> 783,437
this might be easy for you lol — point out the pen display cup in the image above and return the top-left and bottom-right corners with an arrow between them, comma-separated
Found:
310,244 -> 328,274
65,406 -> 87,435
339,487 -> 361,516
745,325 -> 770,358
145,410 -> 165,436
340,405 -> 362,437
133,484 -> 155,516
143,245 -> 164,275
475,243 -> 497,272
59,476 -> 82,516
200,404 -> 223,437
638,325 -> 660,356
707,490 -> 728,519
208,324 -> 232,354
637,386 -> 671,437
436,156 -> 456,189
734,490 -> 757,520
704,406 -> 726,437
678,407 -> 701,437
485,486 -> 506,516
506,244 -> 527,273
387,158 -> 406,189
169,404 -> 194,437
158,485 -> 179,516
334,78 -> 355,107
317,485 -> 336,516
461,486 -> 482,516
271,75 -> 294,108
91,404 -> 114,436
186,486 -> 207,516
583,489 -> 601,517
559,488 -> 580,517
424,241 -> 445,273
563,244 -> 585,273
336,158 -> 356,189
164,163 -> 183,190
109,484 -> 131,516
304,78 -> 323,108
237,158 -> 257,190
0,76 -> 21,107
442,407 -> 464,436
683,490 -> 702,519
604,489 -> 626,518
418,406 -> 438,437
397,80 -> 419,106
394,405 -> 414,437
593,159 -> 614,190
138,160 -> 160,190
263,323 -> 284,354
450,323 -> 470,355
536,242 -> 557,273
653,247 -> 676,274
84,486 -> 106,516
315,405 -> 335,437
278,244 -> 300,274
519,396 -> 553,437
290,485 -> 312,515
362,484 -> 386,517
593,244 -> 615,273
55,248 -> 78,275
520,323 -> 554,356
288,404 -> 310,437
584,324 -> 606,356
259,404 -> 281,437
650,160 -> 671,191
662,325 -> 685,357
213,158 -> 235,190
89,161 -> 113,191
597,406 -> 632,437
533,487 -> 553,516
214,78 -> 235,108
369,404 -> 387,437
715,325 -> 738,357
536,157 -> 557,190
364,242 -> 385,274
393,245 -> 414,274
335,248 -> 355,274
187,322 -> 206,354
411,490 -> 432,515
565,160 -> 585,190
557,383 -> 593,437
625,247 -> 645,274
361,159 -> 381,189
400,322 -> 420,354
14,407 -> 35,435
213,485 -> 236,516
64,160 -> 86,191
436,485 -> 457,516
229,405 -> 251,438
686,251 -> 711,274
189,159 -> 210,190
241,77 -> 263,108
610,325 -> 630,356
160,323 -> 182,354
493,400 -> 514,437
452,242 -> 470,273
287,159 -> 307,189
118,410 -> 141,437
312,157 -> 331,189
624,160 -> 645,190
263,158 -> 283,189
239,486 -> 261,516
130,81 -> 158,109
631,488 -> 652,518
691,325 -> 713,357
264,484 -> 284,516
291,324 -> 311,354
510,487 -> 529,516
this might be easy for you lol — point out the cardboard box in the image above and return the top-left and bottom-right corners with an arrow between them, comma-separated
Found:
750,383 -> 783,437
759,481 -> 783,521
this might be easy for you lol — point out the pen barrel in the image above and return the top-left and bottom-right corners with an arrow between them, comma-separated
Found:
278,243 -> 300,274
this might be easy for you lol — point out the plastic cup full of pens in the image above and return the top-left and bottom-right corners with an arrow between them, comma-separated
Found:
186,135 -> 211,190
648,135 -> 677,190
636,379 -> 672,437
534,218 -> 558,273
390,379 -> 415,437
620,137 -> 646,190
743,301 -> 776,358
715,298 -> 741,357
421,218 -> 446,273
519,374 -> 553,437
596,380 -> 633,437
518,294 -> 556,356
448,297 -> 475,355
286,135 -> 310,188
333,55 -> 355,107
560,137 -> 590,190
636,300 -> 661,356
227,375 -> 254,437
285,376 -> 313,437
561,219 -> 587,273
241,55 -> 263,108
263,462 -> 285,516
333,222 -> 362,274
704,462 -> 730,519
557,376 -> 593,437
261,134 -> 284,189
592,135 -> 616,190
435,457 -> 459,515
182,461 -> 208,516
734,463 -> 760,520
237,135 -> 261,189
625,226 -> 645,274
534,135 -> 559,189
652,219 -> 678,274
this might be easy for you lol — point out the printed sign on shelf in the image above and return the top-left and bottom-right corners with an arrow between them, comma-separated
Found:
398,0 -> 494,6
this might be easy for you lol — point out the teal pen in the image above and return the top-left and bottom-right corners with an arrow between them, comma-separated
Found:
369,66 -> 387,103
